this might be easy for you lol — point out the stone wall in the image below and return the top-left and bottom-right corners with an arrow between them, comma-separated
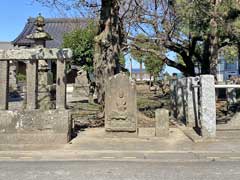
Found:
170,75 -> 216,138
0,110 -> 71,144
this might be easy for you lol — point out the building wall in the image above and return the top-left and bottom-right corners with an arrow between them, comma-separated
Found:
217,57 -> 239,82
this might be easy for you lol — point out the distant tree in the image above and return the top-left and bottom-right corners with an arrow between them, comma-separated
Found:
130,34 -> 146,81
128,0 -> 240,78
131,34 -> 165,82
62,21 -> 97,75
144,53 -> 165,82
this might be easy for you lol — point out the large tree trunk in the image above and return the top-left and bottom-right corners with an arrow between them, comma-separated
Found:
209,0 -> 219,80
93,0 -> 121,106
202,36 -> 211,74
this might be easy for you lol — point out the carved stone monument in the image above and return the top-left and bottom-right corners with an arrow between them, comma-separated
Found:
105,73 -> 137,132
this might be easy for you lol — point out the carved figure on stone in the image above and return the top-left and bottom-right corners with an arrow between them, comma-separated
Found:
105,73 -> 137,132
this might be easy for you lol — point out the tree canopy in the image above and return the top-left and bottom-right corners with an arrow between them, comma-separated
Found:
62,21 -> 97,74
130,34 -> 165,80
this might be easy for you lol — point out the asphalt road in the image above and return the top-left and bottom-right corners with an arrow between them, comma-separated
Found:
0,160 -> 240,180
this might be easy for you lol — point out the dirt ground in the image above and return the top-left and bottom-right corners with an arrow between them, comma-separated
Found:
71,82 -> 171,129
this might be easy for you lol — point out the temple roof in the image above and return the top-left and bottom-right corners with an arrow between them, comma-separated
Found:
12,18 -> 88,48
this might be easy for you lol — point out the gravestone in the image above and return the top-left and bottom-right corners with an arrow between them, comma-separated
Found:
105,73 -> 137,132
73,69 -> 89,98
155,109 -> 169,136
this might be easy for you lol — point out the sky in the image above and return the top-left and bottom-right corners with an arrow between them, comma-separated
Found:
0,0 -> 179,74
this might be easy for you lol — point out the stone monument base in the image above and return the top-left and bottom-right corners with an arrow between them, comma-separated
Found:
0,110 -> 71,144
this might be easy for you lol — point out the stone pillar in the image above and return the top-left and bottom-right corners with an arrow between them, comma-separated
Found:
0,61 -> 9,110
186,77 -> 194,127
9,61 -> 17,91
186,77 -> 200,127
26,60 -> 38,110
155,109 -> 169,136
200,75 -> 216,138
170,79 -> 178,119
56,59 -> 66,109
38,60 -> 52,110
177,78 -> 187,123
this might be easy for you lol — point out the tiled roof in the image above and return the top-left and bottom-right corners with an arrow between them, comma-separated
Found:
12,18 -> 88,48
0,42 -> 14,49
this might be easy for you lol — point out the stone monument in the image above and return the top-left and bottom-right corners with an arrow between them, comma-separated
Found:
73,68 -> 90,98
105,73 -> 137,132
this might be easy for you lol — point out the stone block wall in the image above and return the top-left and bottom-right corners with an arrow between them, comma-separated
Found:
0,110 -> 71,144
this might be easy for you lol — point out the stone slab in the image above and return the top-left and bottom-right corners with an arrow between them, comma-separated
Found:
105,73 -> 137,132
105,131 -> 138,138
156,128 -> 169,137
155,109 -> 169,137
0,133 -> 70,144
138,128 -> 156,137
0,48 -> 72,60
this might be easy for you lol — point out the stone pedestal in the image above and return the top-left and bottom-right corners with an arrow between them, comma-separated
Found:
155,109 -> 169,136
105,73 -> 137,132
200,75 -> 216,138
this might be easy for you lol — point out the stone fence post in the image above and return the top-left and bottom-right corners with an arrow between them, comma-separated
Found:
199,75 -> 216,138
186,77 -> 200,128
0,61 -> 9,110
26,60 -> 38,110
56,59 -> 67,109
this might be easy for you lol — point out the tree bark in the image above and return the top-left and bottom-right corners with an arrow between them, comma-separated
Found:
93,0 -> 121,105
209,0 -> 219,80
202,36 -> 211,74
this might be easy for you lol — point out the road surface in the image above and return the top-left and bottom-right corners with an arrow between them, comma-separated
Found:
0,160 -> 240,180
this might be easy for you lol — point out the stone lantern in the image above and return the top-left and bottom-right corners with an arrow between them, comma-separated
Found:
26,13 -> 53,110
